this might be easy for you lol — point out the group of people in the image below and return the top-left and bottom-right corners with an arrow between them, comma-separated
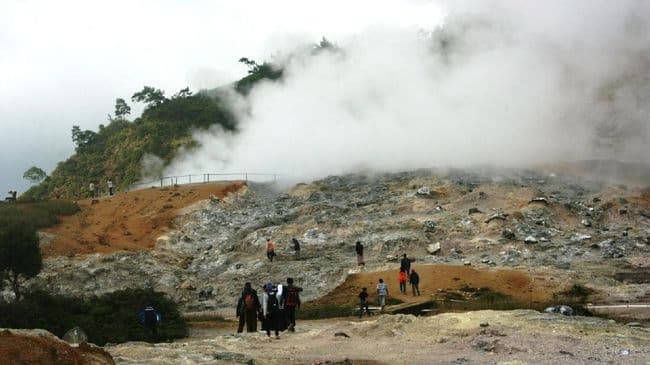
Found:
236,277 -> 303,338
88,178 -> 114,198
265,237 -> 301,262
356,253 -> 421,318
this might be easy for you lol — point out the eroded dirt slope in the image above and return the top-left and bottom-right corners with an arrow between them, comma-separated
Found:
42,181 -> 246,257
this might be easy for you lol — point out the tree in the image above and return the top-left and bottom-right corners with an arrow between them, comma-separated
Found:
22,166 -> 47,184
71,125 -> 98,151
172,87 -> 192,99
0,224 -> 42,301
114,98 -> 131,119
131,86 -> 166,107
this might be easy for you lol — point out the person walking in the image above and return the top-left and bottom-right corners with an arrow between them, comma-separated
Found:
292,237 -> 301,260
262,283 -> 282,338
236,282 -> 262,333
281,277 -> 302,332
400,254 -> 414,275
410,269 -> 421,296
355,241 -> 365,267
398,268 -> 408,294
107,178 -> 114,196
358,287 -> 370,318
377,278 -> 388,312
89,182 -> 95,198
266,238 -> 276,262
138,305 -> 161,342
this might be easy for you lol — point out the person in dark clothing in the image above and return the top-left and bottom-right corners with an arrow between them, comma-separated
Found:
139,305 -> 161,342
400,254 -> 414,275
292,238 -> 301,260
237,282 -> 262,333
281,277 -> 303,332
358,287 -> 370,318
355,241 -> 365,266
410,269 -> 421,296
262,284 -> 282,338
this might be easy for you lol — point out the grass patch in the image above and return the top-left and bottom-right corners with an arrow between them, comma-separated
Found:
0,200 -> 79,230
297,304 -> 356,320
0,289 -> 187,345
554,284 -> 595,303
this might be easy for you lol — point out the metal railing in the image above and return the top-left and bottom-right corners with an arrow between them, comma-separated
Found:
128,172 -> 278,191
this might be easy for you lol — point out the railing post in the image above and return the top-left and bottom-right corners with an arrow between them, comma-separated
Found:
160,178 -> 163,187
189,175 -> 192,184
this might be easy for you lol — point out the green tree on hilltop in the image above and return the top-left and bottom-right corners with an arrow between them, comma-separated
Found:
0,224 -> 43,301
114,98 -> 132,119
132,86 -> 166,107
22,166 -> 47,184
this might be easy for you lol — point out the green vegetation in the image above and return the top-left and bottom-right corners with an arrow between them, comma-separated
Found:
0,200 -> 79,230
0,224 -> 42,300
554,284 -> 596,303
0,289 -> 188,345
23,58 -> 285,200
22,166 -> 47,184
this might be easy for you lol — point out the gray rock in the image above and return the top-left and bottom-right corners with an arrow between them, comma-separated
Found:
524,236 -> 538,244
468,207 -> 482,215
423,220 -> 437,233
501,228 -> 516,240
62,326 -> 88,344
427,242 -> 441,255
485,214 -> 507,224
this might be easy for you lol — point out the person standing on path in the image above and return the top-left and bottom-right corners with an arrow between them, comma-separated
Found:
236,282 -> 262,333
398,268 -> 408,294
410,269 -> 421,296
107,178 -> 114,196
266,238 -> 276,262
355,241 -> 365,267
89,182 -> 95,198
281,277 -> 302,332
400,254 -> 414,275
292,237 -> 301,260
358,287 -> 370,318
376,278 -> 388,312
262,284 -> 282,338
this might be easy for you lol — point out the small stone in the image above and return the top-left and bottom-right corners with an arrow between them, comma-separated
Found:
334,332 -> 351,338
524,236 -> 538,244
463,261 -> 471,266
581,219 -> 592,227
427,242 -> 441,255
626,322 -> 642,327
619,349 -> 630,356
501,228 -> 516,240
479,322 -> 489,327
619,208 -> 627,215
468,207 -> 482,214
529,197 -> 549,205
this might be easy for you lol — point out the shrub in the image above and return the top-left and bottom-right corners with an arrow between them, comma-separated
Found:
0,289 -> 187,345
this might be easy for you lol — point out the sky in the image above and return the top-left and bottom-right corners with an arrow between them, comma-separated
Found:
2,1 -> 649,195
0,0 -> 445,195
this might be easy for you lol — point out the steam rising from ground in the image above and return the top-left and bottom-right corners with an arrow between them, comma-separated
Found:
167,1 -> 650,182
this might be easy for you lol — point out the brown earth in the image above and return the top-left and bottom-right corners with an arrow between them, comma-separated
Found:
42,181 -> 246,257
307,265 -> 560,308
0,329 -> 115,365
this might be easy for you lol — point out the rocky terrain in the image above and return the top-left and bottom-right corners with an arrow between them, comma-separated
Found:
107,310 -> 650,365
29,167 -> 649,314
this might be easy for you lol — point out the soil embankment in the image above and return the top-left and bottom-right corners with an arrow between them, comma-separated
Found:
42,181 -> 246,257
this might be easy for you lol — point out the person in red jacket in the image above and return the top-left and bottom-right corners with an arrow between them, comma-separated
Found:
398,268 -> 408,294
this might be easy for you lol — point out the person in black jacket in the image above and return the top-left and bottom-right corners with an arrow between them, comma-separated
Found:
400,254 -> 414,275
355,241 -> 365,267
292,238 -> 301,260
236,282 -> 262,333
409,269 -> 421,296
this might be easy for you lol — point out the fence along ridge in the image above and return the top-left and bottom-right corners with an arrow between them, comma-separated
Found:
129,172 -> 278,191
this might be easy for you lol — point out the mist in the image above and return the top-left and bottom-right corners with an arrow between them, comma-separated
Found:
163,1 -> 650,184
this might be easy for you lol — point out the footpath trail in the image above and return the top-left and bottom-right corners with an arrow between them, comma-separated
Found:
42,181 -> 246,257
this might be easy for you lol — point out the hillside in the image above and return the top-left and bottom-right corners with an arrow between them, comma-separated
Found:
23,61 -> 282,201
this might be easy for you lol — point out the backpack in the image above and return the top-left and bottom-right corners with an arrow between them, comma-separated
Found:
268,294 -> 280,313
140,306 -> 160,327
244,293 -> 256,310
284,286 -> 301,307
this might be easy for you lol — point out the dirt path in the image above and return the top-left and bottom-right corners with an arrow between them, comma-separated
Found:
42,181 -> 246,257
306,265 -> 560,309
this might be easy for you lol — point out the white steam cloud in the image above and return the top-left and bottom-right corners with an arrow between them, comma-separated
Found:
167,1 -> 650,182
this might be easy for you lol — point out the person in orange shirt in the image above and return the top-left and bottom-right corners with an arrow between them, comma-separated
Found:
398,268 -> 408,294
266,238 -> 276,262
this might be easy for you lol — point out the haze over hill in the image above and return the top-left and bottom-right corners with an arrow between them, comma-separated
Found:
166,1 -> 650,183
